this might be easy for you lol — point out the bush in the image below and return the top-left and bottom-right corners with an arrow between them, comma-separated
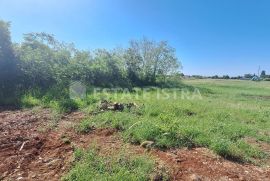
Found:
57,99 -> 79,112
19,90 -> 79,113
21,94 -> 41,108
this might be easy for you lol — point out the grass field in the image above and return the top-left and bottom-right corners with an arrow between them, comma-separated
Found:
62,145 -> 170,181
22,79 -> 270,176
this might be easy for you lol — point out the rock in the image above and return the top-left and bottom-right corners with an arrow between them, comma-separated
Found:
98,100 -> 140,112
189,174 -> 201,181
151,173 -> 164,181
238,176 -> 245,181
99,100 -> 109,110
140,141 -> 154,148
2,171 -> 8,177
176,158 -> 184,163
99,100 -> 124,111
113,103 -> 124,111
45,158 -> 61,166
126,102 -> 138,109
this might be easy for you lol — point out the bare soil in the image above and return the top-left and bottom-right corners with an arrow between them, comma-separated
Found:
0,109 -> 269,181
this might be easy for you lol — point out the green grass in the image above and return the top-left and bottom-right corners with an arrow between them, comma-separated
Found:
75,119 -> 95,133
20,93 -> 79,113
75,79 -> 270,164
22,79 -> 270,164
62,146 -> 168,181
21,94 -> 41,108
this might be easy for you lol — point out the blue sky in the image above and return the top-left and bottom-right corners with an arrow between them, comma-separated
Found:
1,0 -> 270,76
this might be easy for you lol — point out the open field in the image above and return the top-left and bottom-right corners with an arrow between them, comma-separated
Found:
1,79 -> 270,180
2,2 -> 270,180
77,79 -> 270,163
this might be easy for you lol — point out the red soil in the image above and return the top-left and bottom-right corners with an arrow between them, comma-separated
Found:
0,109 -> 269,181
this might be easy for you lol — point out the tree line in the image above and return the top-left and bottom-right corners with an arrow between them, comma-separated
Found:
187,71 -> 270,81
0,20 -> 181,106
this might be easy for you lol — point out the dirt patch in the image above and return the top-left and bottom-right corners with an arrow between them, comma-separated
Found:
0,109 -> 269,181
0,109 -> 121,181
244,137 -> 270,166
244,137 -> 270,154
0,109 -> 74,181
152,148 -> 270,180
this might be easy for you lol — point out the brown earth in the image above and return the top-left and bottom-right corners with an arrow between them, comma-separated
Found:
0,108 -> 269,181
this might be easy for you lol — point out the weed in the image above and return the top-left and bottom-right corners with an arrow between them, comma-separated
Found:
63,146 -> 169,181
75,119 -> 95,134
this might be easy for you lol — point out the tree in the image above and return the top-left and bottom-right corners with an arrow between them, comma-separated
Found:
68,50 -> 93,84
0,20 -> 20,105
125,38 -> 181,85
222,75 -> 230,79
91,49 -> 127,87
155,41 -> 180,82
260,70 -> 266,78
244,74 -> 253,79
17,32 -> 74,89
124,42 -> 144,85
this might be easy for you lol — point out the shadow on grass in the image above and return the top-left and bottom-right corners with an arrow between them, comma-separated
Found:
0,106 -> 20,111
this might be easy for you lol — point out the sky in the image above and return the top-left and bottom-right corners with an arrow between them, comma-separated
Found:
0,0 -> 270,76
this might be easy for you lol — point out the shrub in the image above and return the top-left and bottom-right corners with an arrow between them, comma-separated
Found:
57,99 -> 79,112
21,94 -> 41,108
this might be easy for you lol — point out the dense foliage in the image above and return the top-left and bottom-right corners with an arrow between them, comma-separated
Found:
0,21 -> 21,105
0,20 -> 181,106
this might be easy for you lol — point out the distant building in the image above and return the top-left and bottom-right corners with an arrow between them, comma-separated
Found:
251,75 -> 261,81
